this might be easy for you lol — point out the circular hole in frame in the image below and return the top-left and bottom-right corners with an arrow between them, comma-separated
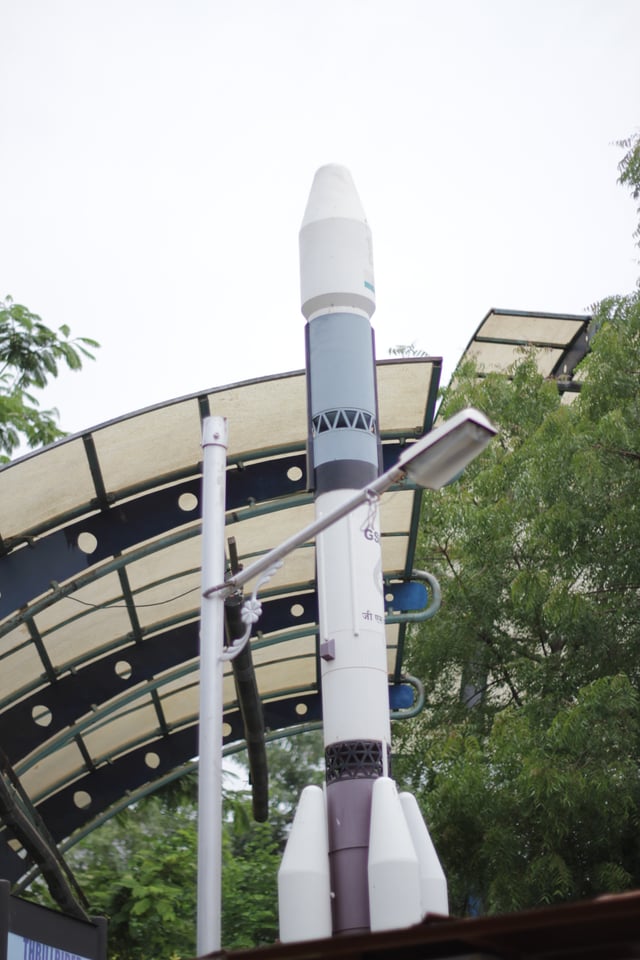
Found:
73,790 -> 92,810
115,660 -> 132,680
178,492 -> 198,512
77,531 -> 98,554
32,704 -> 53,727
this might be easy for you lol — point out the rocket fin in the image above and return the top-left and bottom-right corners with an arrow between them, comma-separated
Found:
399,791 -> 449,918
367,777 -> 422,931
278,784 -> 332,942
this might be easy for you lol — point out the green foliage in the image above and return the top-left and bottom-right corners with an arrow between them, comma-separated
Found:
389,342 -> 428,357
616,131 -> 640,260
397,277 -> 640,914
405,677 -> 640,914
0,295 -> 98,461
222,825 -> 280,949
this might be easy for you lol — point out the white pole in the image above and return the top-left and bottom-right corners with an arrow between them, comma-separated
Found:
197,415 -> 228,956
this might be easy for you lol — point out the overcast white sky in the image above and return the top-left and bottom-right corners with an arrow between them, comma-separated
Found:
2,0 -> 639,442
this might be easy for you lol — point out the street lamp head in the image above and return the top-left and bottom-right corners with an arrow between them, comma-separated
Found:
397,407 -> 497,490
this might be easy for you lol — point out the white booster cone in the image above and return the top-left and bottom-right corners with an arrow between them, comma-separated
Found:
278,785 -> 332,942
399,792 -> 449,917
367,777 -> 422,932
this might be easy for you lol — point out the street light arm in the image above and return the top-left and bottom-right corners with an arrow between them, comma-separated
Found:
203,407 -> 497,600
203,464 -> 407,598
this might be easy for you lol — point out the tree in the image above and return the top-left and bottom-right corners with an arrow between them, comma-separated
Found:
389,342 -> 428,357
0,295 -> 98,462
395,133 -> 640,915
221,824 -> 281,949
617,132 -> 640,266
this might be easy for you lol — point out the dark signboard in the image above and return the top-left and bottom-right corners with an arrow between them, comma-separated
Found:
0,882 -> 106,960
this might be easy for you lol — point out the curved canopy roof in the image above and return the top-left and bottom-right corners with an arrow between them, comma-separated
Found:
0,358 -> 440,885
0,307 -> 592,896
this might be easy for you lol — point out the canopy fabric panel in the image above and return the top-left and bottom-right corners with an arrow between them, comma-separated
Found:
456,308 -> 591,399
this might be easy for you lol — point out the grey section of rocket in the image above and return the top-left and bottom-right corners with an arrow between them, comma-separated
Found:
305,312 -> 381,494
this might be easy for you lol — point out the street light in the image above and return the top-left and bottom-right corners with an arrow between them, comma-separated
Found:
395,407 -> 497,490
196,407 -> 496,954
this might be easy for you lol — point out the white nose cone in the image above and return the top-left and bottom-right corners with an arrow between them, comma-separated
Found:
399,792 -> 449,917
301,164 -> 369,225
300,164 -> 375,320
368,777 -> 422,931
278,785 -> 332,942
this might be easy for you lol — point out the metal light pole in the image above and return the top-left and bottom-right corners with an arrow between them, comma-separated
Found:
197,416 -> 228,956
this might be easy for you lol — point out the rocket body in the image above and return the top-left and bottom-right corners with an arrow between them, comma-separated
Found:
277,165 -> 448,941
300,165 -> 391,933
302,166 -> 389,935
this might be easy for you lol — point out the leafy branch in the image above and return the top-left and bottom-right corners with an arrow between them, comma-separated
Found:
0,295 -> 99,460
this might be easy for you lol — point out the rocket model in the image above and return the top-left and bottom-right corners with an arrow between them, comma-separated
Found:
278,166 -> 448,941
